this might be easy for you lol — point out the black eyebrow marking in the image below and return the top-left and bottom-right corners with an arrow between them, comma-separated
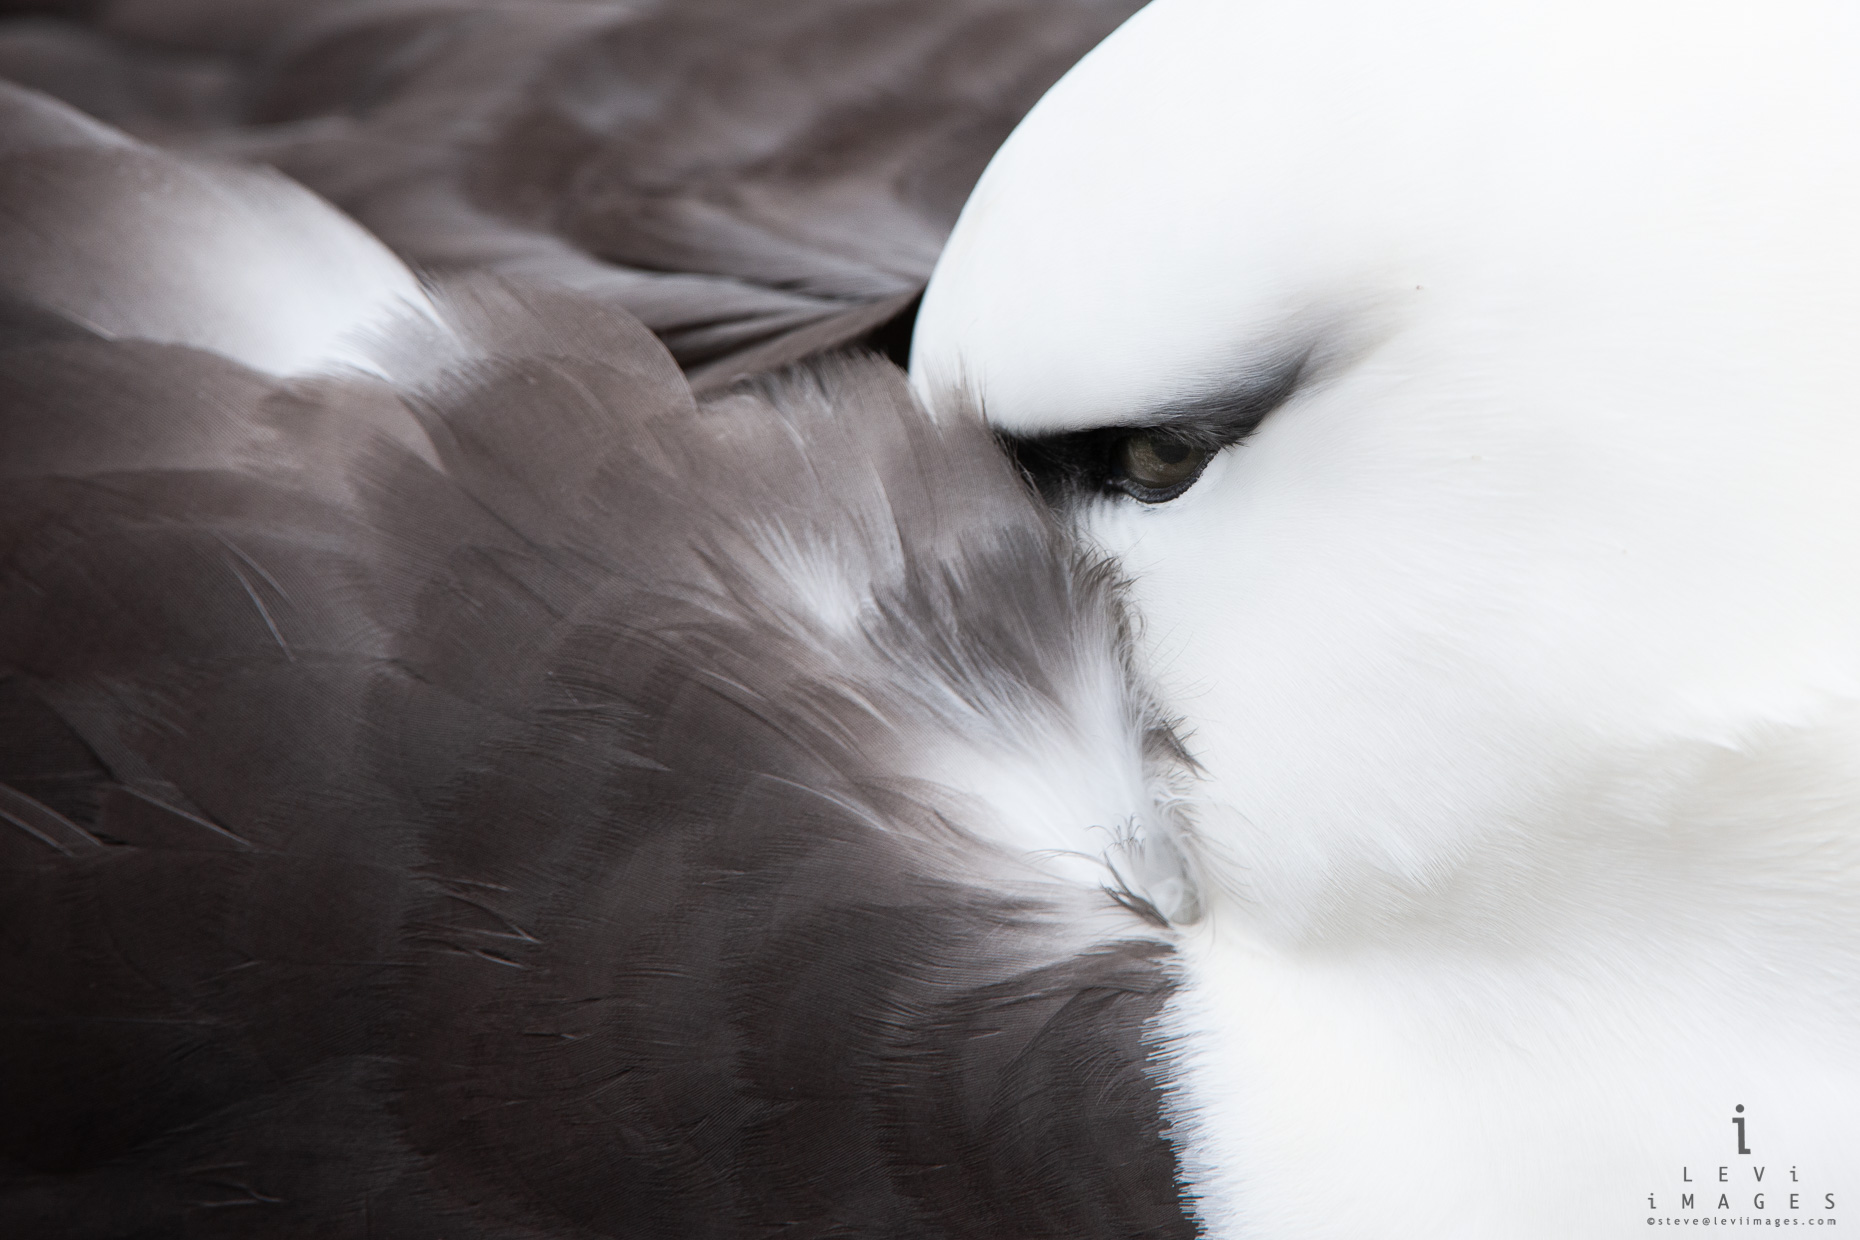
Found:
1001,349 -> 1309,506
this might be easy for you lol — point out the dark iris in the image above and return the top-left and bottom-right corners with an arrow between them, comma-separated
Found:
1003,357 -> 1302,507
1003,425 -> 1224,507
1113,431 -> 1213,501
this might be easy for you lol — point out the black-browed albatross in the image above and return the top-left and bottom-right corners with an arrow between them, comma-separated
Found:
2,0 -> 1858,1236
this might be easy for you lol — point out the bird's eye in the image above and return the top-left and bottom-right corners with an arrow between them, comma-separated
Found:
1113,431 -> 1214,502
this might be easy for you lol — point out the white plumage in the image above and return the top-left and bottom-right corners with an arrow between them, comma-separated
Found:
915,0 -> 1860,1233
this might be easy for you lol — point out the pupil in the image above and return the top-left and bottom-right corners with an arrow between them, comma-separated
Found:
1150,438 -> 1190,465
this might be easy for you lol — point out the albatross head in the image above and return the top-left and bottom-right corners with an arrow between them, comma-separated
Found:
914,0 -> 1860,1231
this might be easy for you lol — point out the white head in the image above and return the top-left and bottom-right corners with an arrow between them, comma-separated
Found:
914,0 -> 1860,948
913,0 -> 1860,1228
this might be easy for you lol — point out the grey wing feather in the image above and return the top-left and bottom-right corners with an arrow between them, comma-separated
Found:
0,0 -> 1146,380
0,90 -> 1195,1237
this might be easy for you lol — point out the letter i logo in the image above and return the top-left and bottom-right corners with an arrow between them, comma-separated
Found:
1733,1105 -> 1751,1156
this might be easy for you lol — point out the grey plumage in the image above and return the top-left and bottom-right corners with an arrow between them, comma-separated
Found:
0,70 -> 1195,1237
0,0 -> 1147,383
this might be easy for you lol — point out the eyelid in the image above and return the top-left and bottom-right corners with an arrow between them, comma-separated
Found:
1002,368 -> 1295,507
